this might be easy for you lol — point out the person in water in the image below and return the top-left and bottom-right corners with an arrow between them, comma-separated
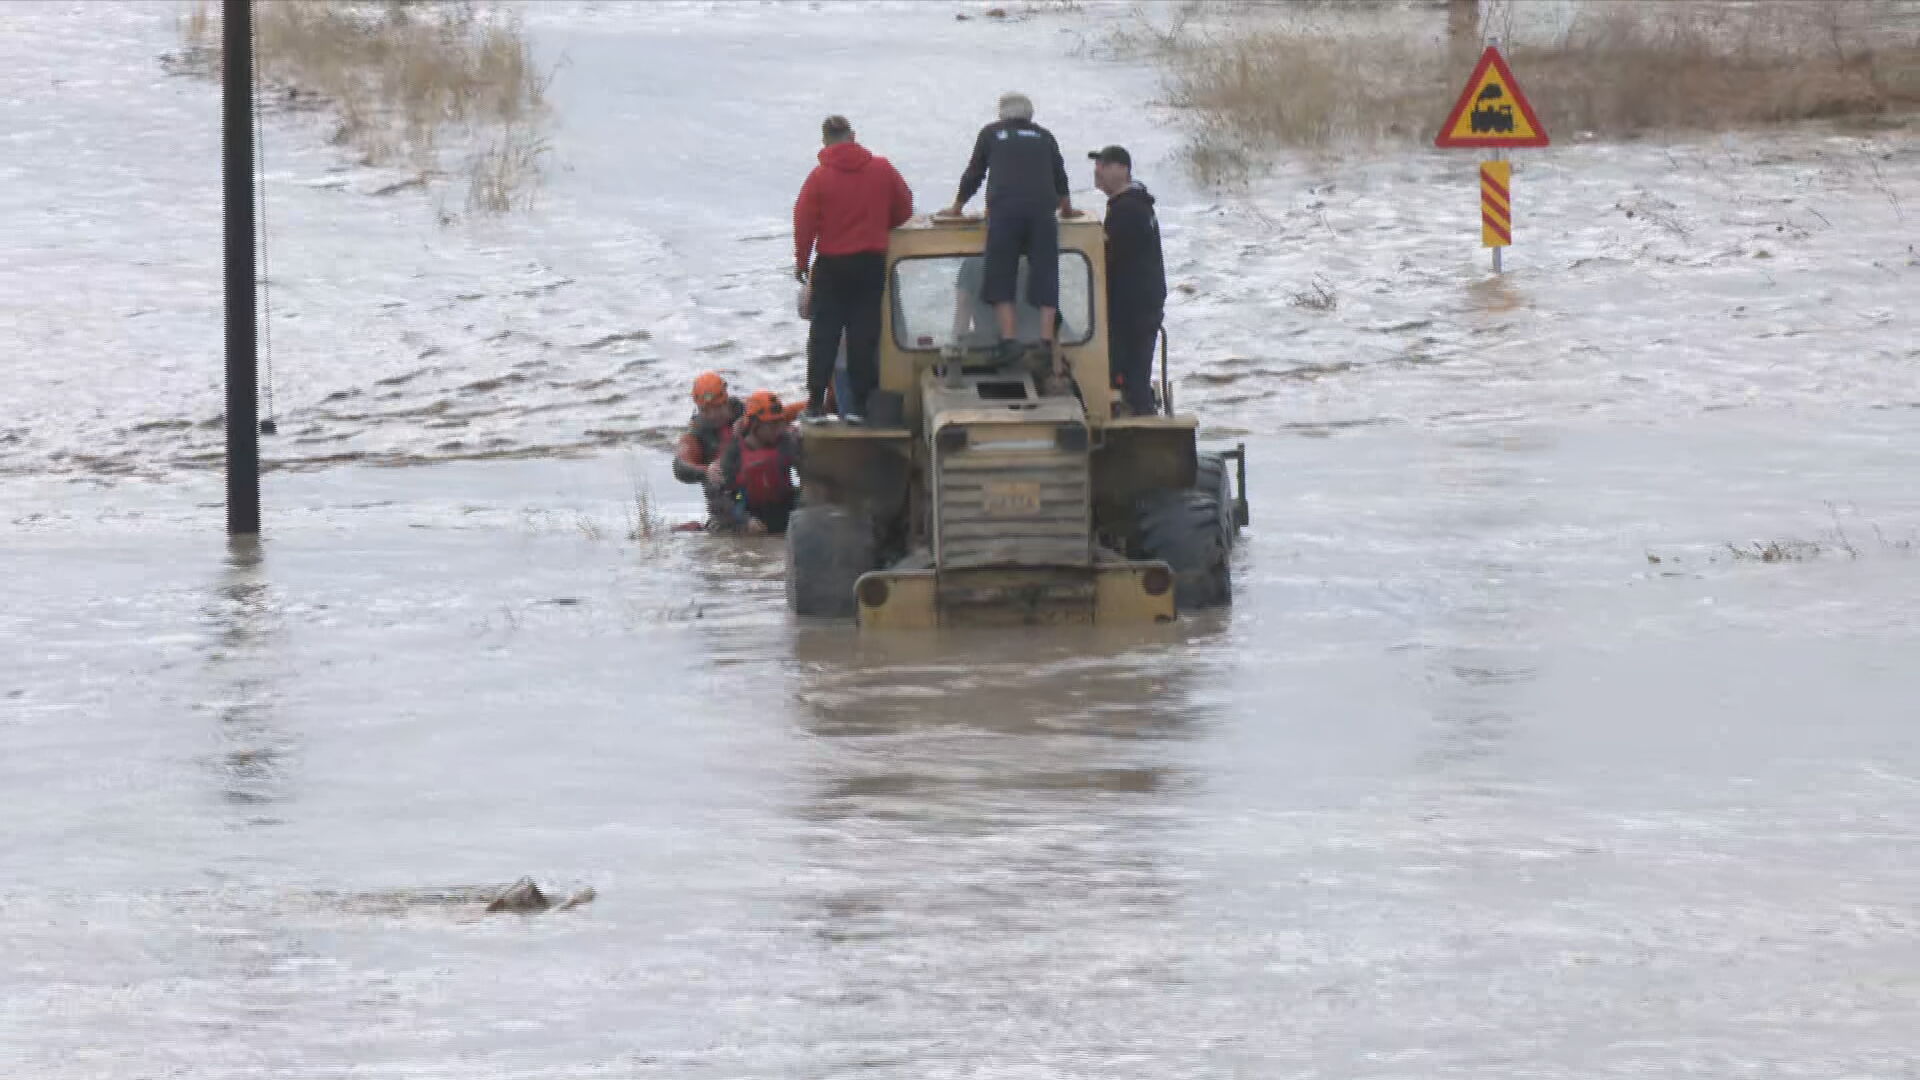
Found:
707,390 -> 804,535
673,371 -> 744,527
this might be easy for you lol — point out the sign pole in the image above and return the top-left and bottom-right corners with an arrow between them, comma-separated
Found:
1480,159 -> 1511,271
1492,175 -> 1503,274
223,0 -> 261,538
1491,36 -> 1503,275
1435,37 -> 1544,276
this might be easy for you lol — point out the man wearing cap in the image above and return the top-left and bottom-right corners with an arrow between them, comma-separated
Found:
1089,145 -> 1167,416
943,92 -> 1078,367
794,115 -> 914,419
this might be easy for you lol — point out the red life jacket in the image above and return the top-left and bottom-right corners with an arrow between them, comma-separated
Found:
736,439 -> 795,509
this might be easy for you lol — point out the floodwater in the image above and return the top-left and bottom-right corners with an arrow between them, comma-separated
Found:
4,2 -> 1920,1077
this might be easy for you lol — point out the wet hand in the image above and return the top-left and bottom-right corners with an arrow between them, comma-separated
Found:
704,461 -> 724,487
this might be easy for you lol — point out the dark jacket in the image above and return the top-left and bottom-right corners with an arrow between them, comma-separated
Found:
1104,181 -> 1166,323
672,398 -> 744,485
794,141 -> 914,275
954,119 -> 1070,211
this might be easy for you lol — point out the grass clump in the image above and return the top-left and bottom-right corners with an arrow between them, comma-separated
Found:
1724,538 -> 1828,563
1510,1 -> 1906,134
625,478 -> 665,543
1289,275 -> 1339,311
172,0 -> 552,216
1648,505 -> 1918,567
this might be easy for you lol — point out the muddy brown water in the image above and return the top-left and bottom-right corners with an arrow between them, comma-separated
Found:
7,422 -> 1919,1076
4,2 -> 1920,1076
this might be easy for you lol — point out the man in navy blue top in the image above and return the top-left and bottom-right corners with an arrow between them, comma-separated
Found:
1089,144 -> 1167,415
943,92 -> 1079,365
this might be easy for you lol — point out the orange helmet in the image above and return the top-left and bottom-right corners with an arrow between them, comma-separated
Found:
743,390 -> 787,425
691,371 -> 728,406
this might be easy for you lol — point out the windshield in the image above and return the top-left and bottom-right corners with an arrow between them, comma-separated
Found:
890,252 -> 1094,351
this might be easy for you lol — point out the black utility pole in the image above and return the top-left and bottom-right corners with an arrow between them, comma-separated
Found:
223,0 -> 260,536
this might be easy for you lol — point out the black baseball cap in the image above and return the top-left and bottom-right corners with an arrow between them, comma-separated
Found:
1087,145 -> 1131,167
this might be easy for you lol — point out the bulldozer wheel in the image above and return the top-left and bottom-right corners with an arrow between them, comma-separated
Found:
1195,451 -> 1238,549
1133,489 -> 1231,611
785,504 -> 876,618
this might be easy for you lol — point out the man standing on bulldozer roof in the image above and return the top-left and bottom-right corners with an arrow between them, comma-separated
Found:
793,115 -> 914,420
1089,145 -> 1167,416
943,92 -> 1079,369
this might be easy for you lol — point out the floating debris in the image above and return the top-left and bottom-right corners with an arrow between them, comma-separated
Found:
485,876 -> 596,914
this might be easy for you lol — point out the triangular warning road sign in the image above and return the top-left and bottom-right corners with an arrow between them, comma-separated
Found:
1435,45 -> 1549,148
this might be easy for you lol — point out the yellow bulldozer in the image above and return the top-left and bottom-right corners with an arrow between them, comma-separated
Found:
787,211 -> 1248,628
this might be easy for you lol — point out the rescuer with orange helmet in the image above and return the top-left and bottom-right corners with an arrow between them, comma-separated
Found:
673,371 -> 744,527
708,389 -> 806,535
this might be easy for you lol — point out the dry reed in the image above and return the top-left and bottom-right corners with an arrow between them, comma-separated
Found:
1142,0 -> 1919,182
173,0 -> 551,215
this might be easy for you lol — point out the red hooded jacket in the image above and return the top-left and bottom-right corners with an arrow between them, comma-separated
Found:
794,141 -> 913,275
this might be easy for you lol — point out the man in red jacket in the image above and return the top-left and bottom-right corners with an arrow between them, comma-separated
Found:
794,115 -> 912,419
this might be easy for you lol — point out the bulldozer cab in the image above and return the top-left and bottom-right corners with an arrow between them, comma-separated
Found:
787,211 -> 1247,629
879,215 -> 1114,429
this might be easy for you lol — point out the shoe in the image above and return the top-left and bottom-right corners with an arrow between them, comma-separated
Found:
841,412 -> 866,426
990,339 -> 1021,367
